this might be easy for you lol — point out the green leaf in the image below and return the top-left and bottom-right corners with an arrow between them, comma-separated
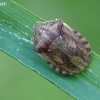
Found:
0,0 -> 100,100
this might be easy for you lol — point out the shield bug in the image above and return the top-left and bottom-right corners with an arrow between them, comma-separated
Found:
32,19 -> 91,75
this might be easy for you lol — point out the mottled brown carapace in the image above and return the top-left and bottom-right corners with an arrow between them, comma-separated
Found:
32,19 -> 91,75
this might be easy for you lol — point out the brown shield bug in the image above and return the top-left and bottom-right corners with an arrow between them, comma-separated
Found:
32,19 -> 91,75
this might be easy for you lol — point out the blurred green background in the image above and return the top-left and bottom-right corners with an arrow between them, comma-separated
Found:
0,0 -> 100,100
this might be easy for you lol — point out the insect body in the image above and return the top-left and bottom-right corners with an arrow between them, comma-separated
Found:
32,19 -> 91,75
